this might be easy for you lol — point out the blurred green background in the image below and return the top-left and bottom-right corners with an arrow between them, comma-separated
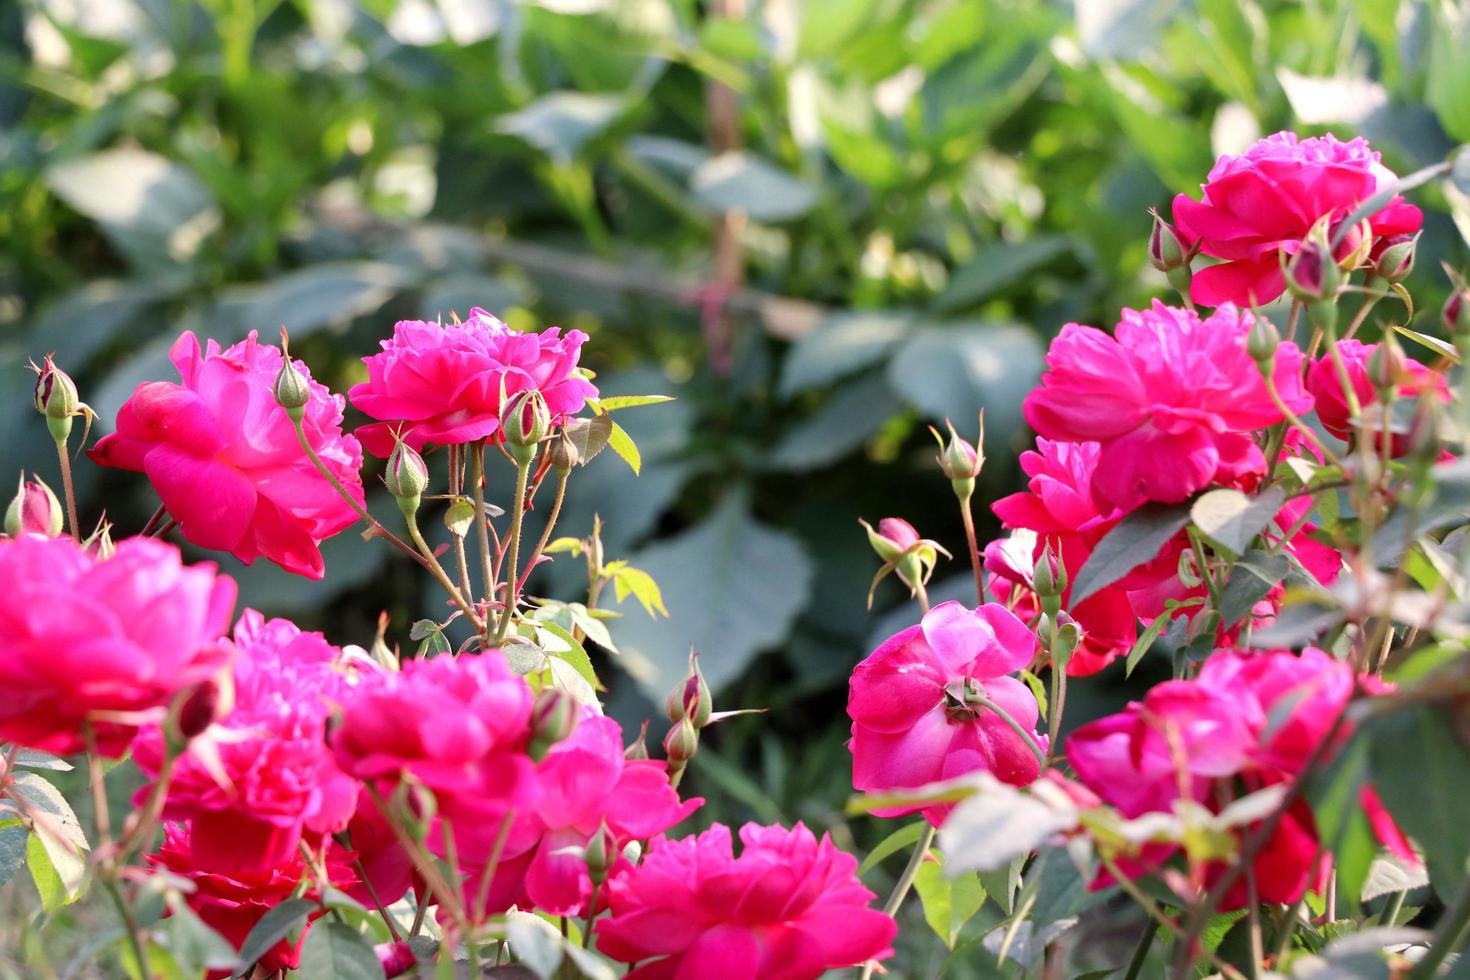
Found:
4,0 -> 1470,973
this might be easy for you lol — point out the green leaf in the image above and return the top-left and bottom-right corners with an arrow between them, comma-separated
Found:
612,565 -> 669,618
1427,2 -> 1470,142
886,323 -> 1044,445
12,749 -> 73,772
1218,551 -> 1291,627
163,899 -> 241,976
498,93 -> 627,164
45,147 -> 220,270
13,772 -> 88,905
931,236 -> 1070,313
1124,606 -> 1176,677
410,619 -> 451,656
779,311 -> 910,398
612,492 -> 814,698
689,152 -> 818,222
593,395 -> 675,412
26,833 -> 73,911
504,909 -> 563,978
237,898 -> 315,971
978,856 -> 1024,916
606,420 -> 642,476
1190,486 -> 1286,558
296,921 -> 385,980
1071,502 -> 1193,604
858,821 -> 927,876
533,619 -> 602,696
0,821 -> 26,889
914,850 -> 986,949
1366,706 -> 1470,894
769,373 -> 906,472
939,782 -> 1074,874
246,262 -> 409,340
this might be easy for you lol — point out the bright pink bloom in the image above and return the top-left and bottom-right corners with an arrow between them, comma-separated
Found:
848,602 -> 1045,824
348,309 -> 598,456
0,535 -> 234,756
149,823 -> 356,977
989,439 -> 1137,675
1172,132 -> 1423,307
132,610 -> 359,873
596,822 -> 896,980
1195,648 -> 1353,774
1024,302 -> 1310,511
330,651 -> 538,869
343,785 -> 417,909
466,712 -> 701,919
90,332 -> 364,579
1307,339 -> 1449,456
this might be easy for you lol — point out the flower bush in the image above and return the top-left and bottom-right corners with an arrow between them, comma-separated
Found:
3,126 -> 1470,980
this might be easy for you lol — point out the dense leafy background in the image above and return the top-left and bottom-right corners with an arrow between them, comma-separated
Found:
3,0 -> 1470,974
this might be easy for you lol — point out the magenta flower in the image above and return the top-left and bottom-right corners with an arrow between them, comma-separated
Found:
348,309 -> 598,456
848,601 -> 1044,824
0,535 -> 235,756
132,610 -> 361,873
466,712 -> 701,918
1172,131 -> 1423,307
989,438 -> 1138,675
330,651 -> 539,869
90,331 -> 365,579
595,822 -> 897,979
1023,301 -> 1311,511
1307,339 -> 1449,456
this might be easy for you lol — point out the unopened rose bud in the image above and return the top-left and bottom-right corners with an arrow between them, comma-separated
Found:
584,823 -> 612,886
502,389 -> 550,461
1333,216 -> 1375,270
32,355 -> 80,443
168,673 -> 233,746
384,439 -> 429,515
1032,544 -> 1064,601
273,356 -> 312,422
1445,287 -> 1469,336
1366,339 -> 1406,399
1373,233 -> 1418,283
1285,238 -> 1338,304
624,720 -> 651,761
933,417 -> 983,502
664,654 -> 713,729
1246,314 -> 1281,368
549,430 -> 580,471
1148,210 -> 1191,273
374,941 -> 417,980
861,517 -> 920,563
5,476 -> 63,538
663,717 -> 699,765
529,688 -> 579,761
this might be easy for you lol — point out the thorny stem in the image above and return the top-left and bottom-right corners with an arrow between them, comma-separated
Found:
970,695 -> 1047,768
139,504 -> 167,538
449,445 -> 474,602
54,435 -> 79,540
517,467 -> 570,594
583,881 -> 601,949
1097,856 -> 1246,980
119,745 -> 175,864
82,722 -> 112,854
493,452 -> 534,645
101,875 -> 149,980
1263,372 -> 1343,469
355,857 -> 403,941
365,785 -> 470,939
958,493 -> 984,607
472,443 -> 496,639
472,810 -> 516,925
406,509 -> 484,632
291,420 -> 427,569
858,824 -> 937,980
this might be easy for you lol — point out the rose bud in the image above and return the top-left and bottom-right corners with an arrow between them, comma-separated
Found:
1246,314 -> 1281,369
1285,237 -> 1337,303
1445,286 -> 1469,336
1372,233 -> 1418,283
501,389 -> 551,461
584,822 -> 613,886
664,653 -> 713,729
273,352 -> 312,422
663,717 -> 699,766
624,720 -> 651,761
375,941 -> 417,979
528,687 -> 579,761
861,517 -> 921,563
5,476 -> 63,538
384,438 -> 430,515
32,355 -> 81,443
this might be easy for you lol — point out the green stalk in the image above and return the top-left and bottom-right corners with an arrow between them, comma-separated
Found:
857,825 -> 937,980
493,452 -> 534,645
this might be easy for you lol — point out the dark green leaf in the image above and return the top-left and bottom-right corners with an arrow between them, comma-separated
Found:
237,898 -> 315,971
296,921 -> 385,980
1366,706 -> 1470,894
779,311 -> 910,398
1218,551 -> 1291,627
0,822 -> 27,889
769,373 -> 905,471
1191,485 -> 1286,557
689,152 -> 817,222
858,821 -> 927,877
931,237 -> 1070,313
1071,502 -> 1193,605
886,323 -> 1044,445
498,93 -> 627,164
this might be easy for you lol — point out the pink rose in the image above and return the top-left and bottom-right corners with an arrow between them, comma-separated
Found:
132,610 -> 361,873
0,535 -> 235,756
1023,302 -> 1311,511
348,309 -> 598,456
343,785 -> 417,909
90,331 -> 365,579
466,712 -> 701,919
330,651 -> 539,870
1307,339 -> 1449,456
989,439 -> 1137,675
595,822 -> 897,980
848,601 -> 1045,824
149,823 -> 357,977
1172,131 -> 1423,307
